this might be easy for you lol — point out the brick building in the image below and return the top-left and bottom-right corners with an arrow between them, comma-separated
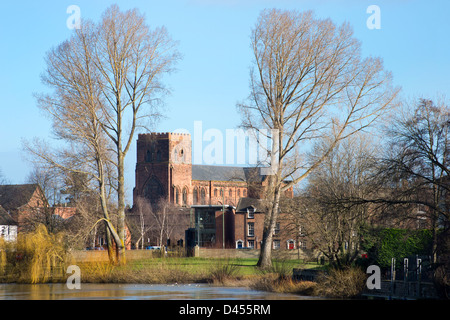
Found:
0,184 -> 77,235
132,132 -> 296,250
0,184 -> 47,232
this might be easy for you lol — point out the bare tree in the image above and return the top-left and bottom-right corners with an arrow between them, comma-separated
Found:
23,17 -> 121,263
132,196 -> 153,249
24,164 -> 64,233
25,5 -> 180,264
375,97 -> 449,262
89,5 -> 180,263
301,133 -> 379,267
144,197 -> 189,248
238,9 -> 400,268
26,164 -> 63,206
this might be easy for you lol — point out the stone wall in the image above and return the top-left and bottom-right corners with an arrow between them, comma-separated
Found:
197,248 -> 310,260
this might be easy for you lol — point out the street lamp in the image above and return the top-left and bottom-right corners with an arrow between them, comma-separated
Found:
217,195 -> 225,249
197,216 -> 203,247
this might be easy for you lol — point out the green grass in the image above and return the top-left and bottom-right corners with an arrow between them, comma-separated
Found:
119,257 -> 321,278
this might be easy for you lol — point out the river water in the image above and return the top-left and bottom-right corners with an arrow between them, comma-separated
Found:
0,283 -> 317,300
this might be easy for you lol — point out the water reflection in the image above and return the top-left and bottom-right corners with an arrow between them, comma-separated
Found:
0,283 -> 318,300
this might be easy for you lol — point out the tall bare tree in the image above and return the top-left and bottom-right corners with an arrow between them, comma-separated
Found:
376,97 -> 449,263
25,5 -> 180,264
238,9 -> 400,268
24,17 -> 120,262
90,5 -> 180,263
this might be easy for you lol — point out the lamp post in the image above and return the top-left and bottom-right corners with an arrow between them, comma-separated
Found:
223,190 -> 225,249
197,216 -> 202,247
218,191 -> 225,249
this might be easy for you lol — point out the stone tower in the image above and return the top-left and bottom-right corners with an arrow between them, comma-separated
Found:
133,132 -> 192,206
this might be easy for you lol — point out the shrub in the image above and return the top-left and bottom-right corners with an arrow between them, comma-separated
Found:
315,267 -> 366,298
208,259 -> 239,284
13,224 -> 72,283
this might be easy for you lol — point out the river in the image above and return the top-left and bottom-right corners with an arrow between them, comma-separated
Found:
0,283 -> 318,300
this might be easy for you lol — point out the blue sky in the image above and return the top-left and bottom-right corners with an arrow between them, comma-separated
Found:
0,0 -> 449,203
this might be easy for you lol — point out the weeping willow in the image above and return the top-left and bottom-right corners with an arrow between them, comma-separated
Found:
0,238 -> 7,277
14,224 -> 73,283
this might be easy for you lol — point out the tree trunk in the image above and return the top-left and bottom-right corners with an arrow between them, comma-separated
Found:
116,162 -> 126,264
105,225 -> 115,264
258,228 -> 274,269
257,181 -> 282,269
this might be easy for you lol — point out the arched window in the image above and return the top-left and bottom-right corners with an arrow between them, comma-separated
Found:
193,188 -> 198,205
175,187 -> 179,205
200,188 -> 206,205
182,187 -> 188,205
220,189 -> 223,197
237,189 -> 240,197
156,150 -> 162,161
214,188 -> 218,197
228,189 -> 232,197
143,176 -> 164,204
146,150 -> 152,162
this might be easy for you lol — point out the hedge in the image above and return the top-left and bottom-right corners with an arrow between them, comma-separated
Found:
361,227 -> 433,268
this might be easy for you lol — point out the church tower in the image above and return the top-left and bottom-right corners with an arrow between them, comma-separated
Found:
133,132 -> 192,206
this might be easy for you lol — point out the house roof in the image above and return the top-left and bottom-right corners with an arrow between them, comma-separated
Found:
0,205 -> 16,225
0,184 -> 40,211
236,197 -> 266,213
192,165 -> 265,182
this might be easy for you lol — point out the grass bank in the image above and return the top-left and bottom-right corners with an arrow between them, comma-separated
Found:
75,256 -> 325,297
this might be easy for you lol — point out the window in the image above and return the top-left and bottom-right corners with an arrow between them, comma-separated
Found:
274,223 -> 280,235
200,188 -> 206,205
146,150 -> 152,162
175,187 -> 179,204
193,188 -> 198,204
220,189 -> 223,197
243,189 -> 247,197
182,188 -> 188,205
247,208 -> 254,219
156,150 -> 162,161
248,240 -> 255,249
236,240 -> 243,249
247,222 -> 254,237
273,240 -> 280,250
214,188 -> 218,197
228,189 -> 232,197
144,176 -> 165,203
237,189 -> 240,197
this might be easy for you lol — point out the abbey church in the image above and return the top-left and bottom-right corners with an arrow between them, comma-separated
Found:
132,132 -> 298,250
133,132 -> 293,207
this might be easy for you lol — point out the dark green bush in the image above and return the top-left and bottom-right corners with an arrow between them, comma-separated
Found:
360,227 -> 433,268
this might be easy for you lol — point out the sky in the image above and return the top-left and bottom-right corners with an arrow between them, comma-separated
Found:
0,0 -> 449,204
